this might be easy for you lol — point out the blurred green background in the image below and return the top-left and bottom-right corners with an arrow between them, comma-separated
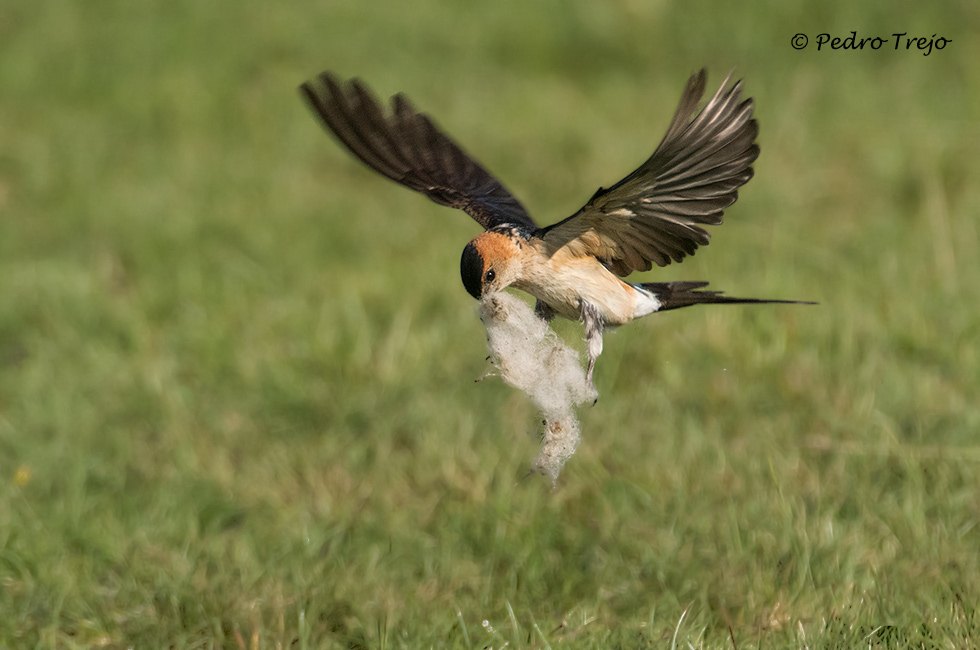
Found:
1,0 -> 978,647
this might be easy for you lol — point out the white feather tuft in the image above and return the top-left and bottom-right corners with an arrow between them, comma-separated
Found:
479,292 -> 598,483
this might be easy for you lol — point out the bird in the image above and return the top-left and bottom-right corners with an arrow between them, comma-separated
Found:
300,69 -> 813,383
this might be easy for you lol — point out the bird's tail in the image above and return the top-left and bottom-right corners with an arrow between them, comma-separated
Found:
640,281 -> 816,312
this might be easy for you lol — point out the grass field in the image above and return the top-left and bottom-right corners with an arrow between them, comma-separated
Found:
2,0 -> 979,647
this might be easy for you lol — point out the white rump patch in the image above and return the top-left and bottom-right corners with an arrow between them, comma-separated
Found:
631,284 -> 662,318
479,292 -> 598,483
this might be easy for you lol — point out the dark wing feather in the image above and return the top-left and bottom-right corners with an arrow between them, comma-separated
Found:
300,72 -> 536,232
539,70 -> 759,275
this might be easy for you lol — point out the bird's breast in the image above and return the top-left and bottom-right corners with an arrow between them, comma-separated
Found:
514,246 -> 647,325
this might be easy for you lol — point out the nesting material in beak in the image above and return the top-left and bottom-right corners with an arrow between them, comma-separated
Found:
479,292 -> 598,483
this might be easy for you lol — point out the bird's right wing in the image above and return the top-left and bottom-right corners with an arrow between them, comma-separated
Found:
301,72 -> 538,232
538,70 -> 759,276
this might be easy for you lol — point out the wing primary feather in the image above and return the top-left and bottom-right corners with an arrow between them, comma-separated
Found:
302,75 -> 408,183
659,70 -> 707,145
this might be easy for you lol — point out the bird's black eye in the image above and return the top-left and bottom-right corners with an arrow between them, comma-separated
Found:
484,269 -> 496,283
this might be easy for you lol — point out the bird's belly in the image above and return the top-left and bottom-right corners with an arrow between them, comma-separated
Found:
514,256 -> 644,326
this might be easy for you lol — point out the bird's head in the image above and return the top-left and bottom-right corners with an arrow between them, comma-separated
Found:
460,231 -> 524,299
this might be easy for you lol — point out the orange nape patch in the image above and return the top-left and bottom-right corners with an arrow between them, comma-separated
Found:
471,231 -> 520,267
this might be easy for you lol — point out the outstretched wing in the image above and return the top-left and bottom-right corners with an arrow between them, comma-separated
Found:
300,72 -> 537,232
539,70 -> 759,276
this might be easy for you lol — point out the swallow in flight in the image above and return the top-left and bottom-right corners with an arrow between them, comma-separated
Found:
300,70 -> 813,382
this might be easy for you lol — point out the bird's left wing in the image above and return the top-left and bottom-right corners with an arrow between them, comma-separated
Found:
301,72 -> 537,232
538,70 -> 758,276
